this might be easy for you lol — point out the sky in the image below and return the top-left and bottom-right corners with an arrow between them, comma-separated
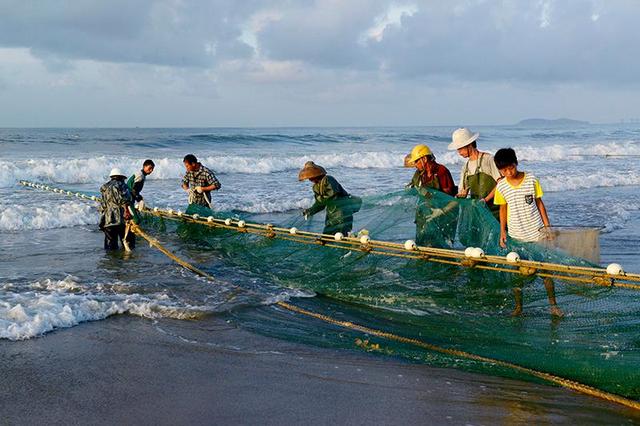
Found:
0,0 -> 639,127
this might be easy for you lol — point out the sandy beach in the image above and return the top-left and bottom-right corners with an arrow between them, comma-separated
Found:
1,314 -> 638,425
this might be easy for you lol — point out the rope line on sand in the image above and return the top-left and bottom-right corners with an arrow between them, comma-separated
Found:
19,180 -> 640,291
126,221 -> 640,411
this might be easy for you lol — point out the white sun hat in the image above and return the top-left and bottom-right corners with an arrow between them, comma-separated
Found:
109,168 -> 126,178
448,128 -> 480,150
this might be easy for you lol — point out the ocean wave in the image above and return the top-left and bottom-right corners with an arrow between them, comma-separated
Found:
437,141 -> 640,165
540,170 -> 640,192
3,140 -> 640,190
598,200 -> 640,233
0,152 -> 407,187
0,276 -> 218,340
0,275 -> 316,340
0,201 -> 97,232
221,198 -> 311,214
183,133 -> 376,145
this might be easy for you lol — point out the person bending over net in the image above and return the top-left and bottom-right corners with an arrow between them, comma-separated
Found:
99,168 -> 138,251
299,161 -> 362,236
493,148 -> 563,318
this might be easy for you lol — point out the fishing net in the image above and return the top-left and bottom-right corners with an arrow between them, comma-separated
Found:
142,188 -> 640,400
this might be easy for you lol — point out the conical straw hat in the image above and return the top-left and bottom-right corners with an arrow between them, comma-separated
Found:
403,154 -> 415,168
298,161 -> 327,181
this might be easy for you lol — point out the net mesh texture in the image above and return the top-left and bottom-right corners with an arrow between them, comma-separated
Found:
144,188 -> 640,399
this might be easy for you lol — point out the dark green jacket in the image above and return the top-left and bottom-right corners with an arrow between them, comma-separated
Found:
306,175 -> 361,235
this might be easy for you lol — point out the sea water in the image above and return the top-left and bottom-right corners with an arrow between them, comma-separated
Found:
2,125 -> 640,398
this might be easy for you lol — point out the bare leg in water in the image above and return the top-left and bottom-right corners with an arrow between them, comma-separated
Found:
544,277 -> 564,317
512,278 -> 563,317
511,287 -> 523,316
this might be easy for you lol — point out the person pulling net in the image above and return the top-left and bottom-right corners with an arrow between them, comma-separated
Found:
99,168 -> 139,251
181,154 -> 221,217
405,144 -> 459,248
298,161 -> 362,236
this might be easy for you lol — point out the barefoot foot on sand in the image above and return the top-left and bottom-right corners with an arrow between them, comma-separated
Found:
550,305 -> 564,318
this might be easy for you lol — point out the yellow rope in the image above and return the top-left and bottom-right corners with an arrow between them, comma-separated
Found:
19,180 -> 640,290
130,223 -> 211,278
276,301 -> 640,410
126,221 -> 640,411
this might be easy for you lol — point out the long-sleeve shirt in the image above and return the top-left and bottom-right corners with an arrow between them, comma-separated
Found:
99,179 -> 133,228
307,175 -> 350,215
127,170 -> 146,202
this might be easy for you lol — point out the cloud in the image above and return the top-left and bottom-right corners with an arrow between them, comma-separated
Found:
0,0 -> 256,68
2,1 -> 640,127
251,0 -> 640,86
360,3 -> 418,44
3,0 -> 640,86
255,0 -> 388,69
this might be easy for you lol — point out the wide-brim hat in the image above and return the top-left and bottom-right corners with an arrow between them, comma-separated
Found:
403,154 -> 415,168
298,161 -> 327,181
109,168 -> 126,178
448,128 -> 479,150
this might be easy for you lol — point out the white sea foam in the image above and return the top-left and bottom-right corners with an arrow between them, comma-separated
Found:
540,170 -> 640,192
3,141 -> 640,188
438,141 -> 640,165
226,198 -> 310,214
598,200 -> 640,233
0,152 -> 406,187
0,276 -> 214,340
0,201 -> 96,231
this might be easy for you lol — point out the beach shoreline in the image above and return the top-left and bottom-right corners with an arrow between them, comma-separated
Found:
1,314 -> 638,425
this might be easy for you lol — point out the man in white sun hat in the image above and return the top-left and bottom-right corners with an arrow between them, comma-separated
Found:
99,168 -> 137,251
449,127 -> 502,220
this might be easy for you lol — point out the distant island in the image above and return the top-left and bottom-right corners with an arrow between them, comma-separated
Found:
516,118 -> 590,127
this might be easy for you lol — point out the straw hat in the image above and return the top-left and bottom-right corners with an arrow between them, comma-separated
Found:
403,154 -> 415,168
298,161 -> 327,181
448,128 -> 479,150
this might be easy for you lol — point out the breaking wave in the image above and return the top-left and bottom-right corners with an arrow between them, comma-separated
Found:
0,275 -> 312,340
0,276 -> 201,340
3,141 -> 640,188
0,152 -> 406,188
0,201 -> 97,232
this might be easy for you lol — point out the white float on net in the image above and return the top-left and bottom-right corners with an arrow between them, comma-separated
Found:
506,252 -> 521,263
404,240 -> 417,251
606,263 -> 624,275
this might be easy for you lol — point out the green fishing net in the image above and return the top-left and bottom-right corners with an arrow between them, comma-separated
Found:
143,188 -> 640,400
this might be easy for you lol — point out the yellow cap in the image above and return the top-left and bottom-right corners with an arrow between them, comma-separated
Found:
410,144 -> 432,162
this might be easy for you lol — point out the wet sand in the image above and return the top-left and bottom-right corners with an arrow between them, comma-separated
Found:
1,315 -> 638,425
